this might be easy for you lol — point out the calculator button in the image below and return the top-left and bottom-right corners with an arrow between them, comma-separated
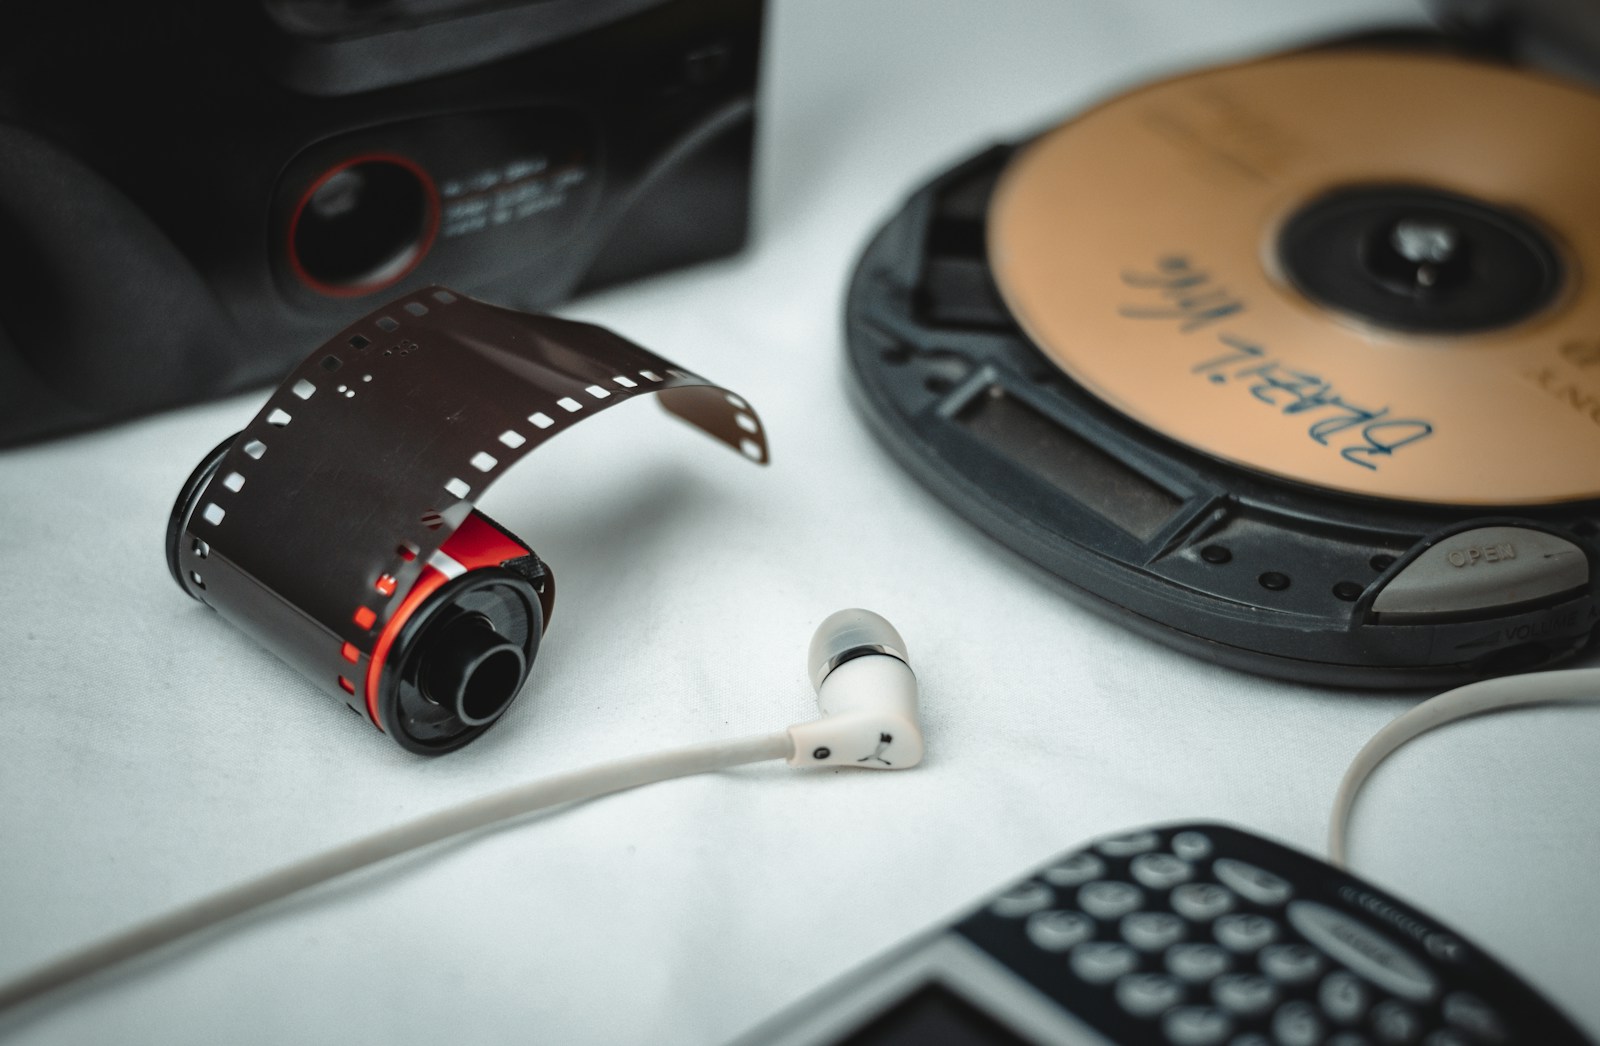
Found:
1043,852 -> 1106,887
1260,943 -> 1323,985
1424,934 -> 1469,965
1025,910 -> 1094,952
1272,1001 -> 1324,1046
1212,973 -> 1278,1018
990,881 -> 1054,917
1164,1006 -> 1233,1046
1099,830 -> 1162,857
1231,1036 -> 1272,1046
1214,913 -> 1278,953
1133,853 -> 1196,890
1287,901 -> 1438,1002
1172,830 -> 1214,862
1442,993 -> 1505,1043
1372,1000 -> 1423,1044
1071,941 -> 1139,984
1212,859 -> 1293,906
1320,971 -> 1371,1024
1080,881 -> 1145,920
1117,972 -> 1186,1018
1124,911 -> 1187,952
1167,943 -> 1233,983
1172,883 -> 1236,921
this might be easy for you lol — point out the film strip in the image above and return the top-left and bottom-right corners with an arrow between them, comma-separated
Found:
168,286 -> 767,752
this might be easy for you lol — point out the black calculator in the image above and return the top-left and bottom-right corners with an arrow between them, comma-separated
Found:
735,824 -> 1591,1045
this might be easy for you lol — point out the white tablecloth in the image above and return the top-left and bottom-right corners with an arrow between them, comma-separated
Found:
5,2 -> 1599,1043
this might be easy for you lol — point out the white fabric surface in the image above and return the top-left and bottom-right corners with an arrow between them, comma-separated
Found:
4,2 -> 1599,1043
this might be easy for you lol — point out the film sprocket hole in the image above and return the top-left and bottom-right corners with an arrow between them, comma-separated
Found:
167,287 -> 767,754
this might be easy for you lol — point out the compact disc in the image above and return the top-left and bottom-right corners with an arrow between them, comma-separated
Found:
987,50 -> 1600,506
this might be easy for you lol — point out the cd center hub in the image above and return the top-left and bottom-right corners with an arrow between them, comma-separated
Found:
1277,184 -> 1562,334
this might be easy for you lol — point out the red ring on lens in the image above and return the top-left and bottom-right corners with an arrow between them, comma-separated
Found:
286,152 -> 441,299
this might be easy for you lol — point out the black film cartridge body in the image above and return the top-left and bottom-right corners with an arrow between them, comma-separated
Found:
168,287 -> 768,753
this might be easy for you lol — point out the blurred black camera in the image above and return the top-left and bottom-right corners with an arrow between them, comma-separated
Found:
0,0 -> 762,445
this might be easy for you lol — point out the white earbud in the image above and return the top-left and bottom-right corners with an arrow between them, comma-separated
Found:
787,608 -> 923,770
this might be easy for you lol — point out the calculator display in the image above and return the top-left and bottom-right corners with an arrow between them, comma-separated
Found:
837,983 -> 1036,1045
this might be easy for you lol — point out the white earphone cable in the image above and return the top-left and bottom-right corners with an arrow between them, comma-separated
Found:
16,632 -> 1591,1017
0,729 -> 794,1016
1328,668 -> 1600,868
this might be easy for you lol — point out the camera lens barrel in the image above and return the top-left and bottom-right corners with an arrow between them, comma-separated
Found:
287,155 -> 439,297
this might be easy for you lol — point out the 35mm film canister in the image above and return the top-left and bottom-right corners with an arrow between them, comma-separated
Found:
166,287 -> 767,754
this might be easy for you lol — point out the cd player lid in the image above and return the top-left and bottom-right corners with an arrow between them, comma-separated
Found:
1430,0 -> 1600,86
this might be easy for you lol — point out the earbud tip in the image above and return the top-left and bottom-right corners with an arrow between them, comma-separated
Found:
808,608 -> 910,691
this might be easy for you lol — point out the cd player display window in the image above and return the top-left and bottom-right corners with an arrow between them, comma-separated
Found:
957,386 -> 1182,542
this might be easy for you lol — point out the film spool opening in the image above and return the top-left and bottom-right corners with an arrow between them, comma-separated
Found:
384,567 -> 542,754
418,613 -> 527,726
